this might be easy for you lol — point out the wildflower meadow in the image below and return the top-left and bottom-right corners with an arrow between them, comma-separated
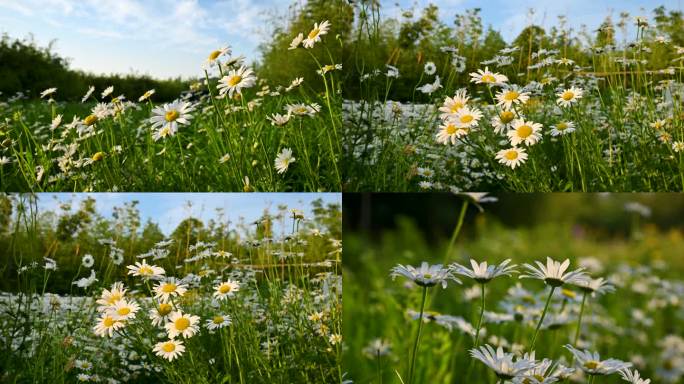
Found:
0,194 -> 342,383
343,3 -> 684,192
343,193 -> 684,383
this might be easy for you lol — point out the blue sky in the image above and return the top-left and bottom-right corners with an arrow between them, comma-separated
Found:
385,0 -> 679,42
35,193 -> 341,235
0,0 -> 292,79
0,0 -> 679,79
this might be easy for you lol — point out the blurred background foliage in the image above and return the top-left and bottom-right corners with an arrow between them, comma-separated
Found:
343,2 -> 683,101
0,194 -> 341,293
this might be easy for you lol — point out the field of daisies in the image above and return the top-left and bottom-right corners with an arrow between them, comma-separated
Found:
343,193 -> 684,384
343,4 -> 684,192
0,194 -> 342,383
0,17 -> 342,192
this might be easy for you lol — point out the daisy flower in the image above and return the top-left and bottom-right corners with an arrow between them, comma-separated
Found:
267,113 -> 291,126
96,282 -> 127,310
126,260 -> 165,279
149,100 -> 195,141
217,66 -> 257,99
495,147 -> 528,169
556,86 -> 584,107
520,257 -> 586,287
138,89 -> 155,102
438,89 -> 470,119
453,106 -> 483,128
82,254 -> 94,268
513,358 -> 575,384
390,262 -> 461,288
470,344 -> 536,380
549,121 -> 576,136
496,86 -> 530,110
418,75 -> 442,94
101,86 -> 114,98
40,88 -> 57,98
469,67 -> 508,85
564,345 -> 632,376
81,86 -> 95,102
436,120 -> 469,145
93,313 -> 124,337
149,302 -> 174,327
274,148 -> 296,174
165,311 -> 200,339
153,339 -> 185,361
672,141 -> 684,152
153,278 -> 188,303
620,369 -> 651,384
450,259 -> 517,284
213,280 -> 241,300
51,114 -> 62,130
424,61 -> 437,75
289,33 -> 304,50
507,119 -> 543,146
108,299 -> 140,321
491,110 -> 517,134
571,277 -> 615,296
205,46 -> 231,67
303,20 -> 330,48
206,314 -> 232,330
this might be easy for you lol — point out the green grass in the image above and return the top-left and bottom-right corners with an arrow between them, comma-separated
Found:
0,39 -> 342,192
342,4 -> 684,192
0,195 -> 342,383
343,198 -> 684,383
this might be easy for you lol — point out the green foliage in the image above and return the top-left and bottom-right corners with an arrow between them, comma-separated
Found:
0,34 -> 190,102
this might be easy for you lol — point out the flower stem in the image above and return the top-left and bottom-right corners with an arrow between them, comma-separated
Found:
574,292 -> 588,346
408,286 -> 428,384
443,200 -> 468,263
530,286 -> 556,350
474,283 -> 486,347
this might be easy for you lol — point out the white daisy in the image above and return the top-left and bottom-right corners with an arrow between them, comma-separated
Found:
153,339 -> 185,361
390,262 -> 461,288
274,148 -> 296,174
96,282 -> 127,311
108,299 -> 140,321
549,121 -> 576,136
619,369 -> 651,384
153,278 -> 188,303
424,61 -> 437,75
289,33 -> 304,50
93,313 -> 124,337
149,302 -> 174,327
496,86 -> 530,110
126,260 -> 165,279
556,86 -> 584,107
213,280 -> 241,300
217,66 -> 257,99
469,67 -> 508,85
495,147 -> 528,169
205,46 -> 231,67
40,88 -> 57,98
303,20 -> 331,49
165,311 -> 200,339
438,89 -> 470,119
101,86 -> 114,98
564,345 -> 632,376
82,254 -> 95,268
138,89 -> 155,102
81,86 -> 95,102
507,119 -> 543,146
470,344 -> 536,380
436,120 -> 469,145
491,110 -> 517,134
452,106 -> 483,128
450,259 -> 517,284
267,113 -> 291,126
520,257 -> 586,287
149,100 -> 195,141
205,314 -> 232,330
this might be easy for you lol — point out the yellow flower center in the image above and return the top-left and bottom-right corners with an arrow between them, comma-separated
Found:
556,122 -> 568,130
219,284 -> 231,294
561,288 -> 576,298
138,266 -> 153,275
500,111 -> 515,124
117,307 -> 131,316
84,115 -> 98,126
423,273 -> 432,279
208,50 -> 221,61
103,316 -> 115,327
227,75 -> 242,87
295,107 -> 308,114
446,124 -> 457,135
505,150 -> 519,160
107,293 -> 122,304
165,110 -> 179,122
481,74 -> 496,83
213,316 -> 224,324
158,303 -> 172,316
584,361 -> 600,370
450,102 -> 464,112
161,283 -> 176,293
562,91 -> 575,101
323,65 -> 335,72
162,342 -> 176,353
92,152 -> 104,161
517,125 -> 533,138
159,126 -> 172,138
504,91 -> 519,101
175,317 -> 190,331
308,28 -> 320,40
460,114 -> 474,124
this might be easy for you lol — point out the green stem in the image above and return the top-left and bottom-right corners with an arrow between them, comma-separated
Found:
574,292 -> 588,346
443,200 -> 468,263
530,286 -> 556,350
474,283 -> 486,347
408,287 -> 428,384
